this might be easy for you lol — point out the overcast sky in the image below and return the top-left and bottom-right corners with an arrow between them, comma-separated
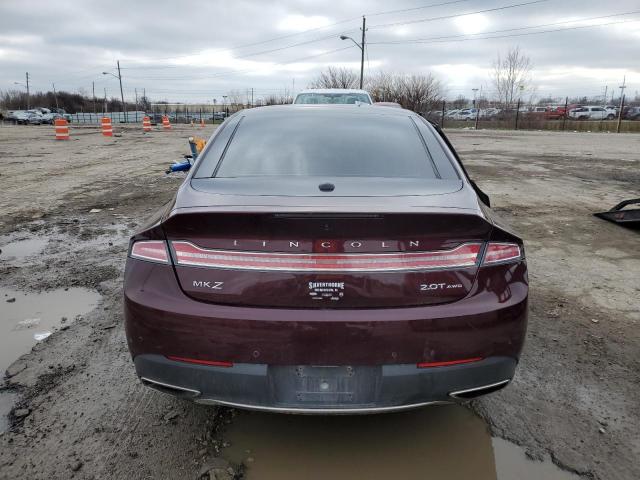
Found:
1,0 -> 639,104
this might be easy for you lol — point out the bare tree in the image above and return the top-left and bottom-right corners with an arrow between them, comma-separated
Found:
366,71 -> 396,102
264,91 -> 293,105
451,95 -> 468,109
399,74 -> 443,113
367,71 -> 443,112
491,46 -> 532,108
309,67 -> 359,89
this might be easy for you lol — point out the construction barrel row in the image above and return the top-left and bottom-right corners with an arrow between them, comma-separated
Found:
54,115 -> 208,140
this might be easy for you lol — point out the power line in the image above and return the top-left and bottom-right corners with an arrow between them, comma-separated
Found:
365,0 -> 476,17
368,0 -> 550,29
369,10 -> 640,44
118,46 -> 356,82
369,17 -> 639,45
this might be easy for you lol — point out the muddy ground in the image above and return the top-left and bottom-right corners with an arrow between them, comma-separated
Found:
0,124 -> 638,479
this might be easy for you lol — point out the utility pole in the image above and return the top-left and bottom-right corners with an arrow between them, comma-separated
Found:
52,83 -> 59,110
92,81 -> 96,114
360,16 -> 366,89
102,61 -> 127,122
617,76 -> 626,133
103,88 -> 107,114
117,60 -> 127,123
26,72 -> 30,110
135,88 -> 138,111
339,16 -> 366,89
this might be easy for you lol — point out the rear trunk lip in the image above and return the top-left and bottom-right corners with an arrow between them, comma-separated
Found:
168,240 -> 484,273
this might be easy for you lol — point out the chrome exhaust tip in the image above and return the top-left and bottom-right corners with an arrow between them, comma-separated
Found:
140,377 -> 201,399
449,379 -> 510,400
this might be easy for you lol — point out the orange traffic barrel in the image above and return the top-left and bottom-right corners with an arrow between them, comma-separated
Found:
142,116 -> 152,132
54,118 -> 70,140
200,119 -> 205,128
101,117 -> 113,137
162,115 -> 172,130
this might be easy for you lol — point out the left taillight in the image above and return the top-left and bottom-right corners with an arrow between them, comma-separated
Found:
482,242 -> 522,265
130,240 -> 170,264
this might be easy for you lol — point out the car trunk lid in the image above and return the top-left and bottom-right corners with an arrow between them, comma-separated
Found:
162,208 -> 492,308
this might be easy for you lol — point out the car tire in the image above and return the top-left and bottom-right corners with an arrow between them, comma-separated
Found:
606,114 -> 615,120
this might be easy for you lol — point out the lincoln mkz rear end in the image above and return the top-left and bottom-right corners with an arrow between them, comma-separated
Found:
124,105 -> 528,413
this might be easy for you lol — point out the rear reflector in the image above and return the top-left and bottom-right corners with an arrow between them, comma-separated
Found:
171,241 -> 482,272
482,243 -> 521,265
417,357 -> 483,368
167,355 -> 233,368
130,240 -> 170,264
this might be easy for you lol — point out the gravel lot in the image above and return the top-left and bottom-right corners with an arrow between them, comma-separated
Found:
0,124 -> 638,479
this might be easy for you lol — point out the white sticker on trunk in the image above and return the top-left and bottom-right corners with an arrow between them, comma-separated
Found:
308,281 -> 345,301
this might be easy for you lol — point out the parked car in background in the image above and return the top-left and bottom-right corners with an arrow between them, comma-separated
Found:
453,109 -> 478,121
528,106 -> 547,116
480,108 -> 500,118
26,112 -> 44,125
568,106 -> 615,120
374,102 -> 402,108
40,112 -> 63,124
444,109 -> 461,118
625,106 -> 640,120
294,89 -> 373,105
545,106 -> 566,120
124,104 -> 528,413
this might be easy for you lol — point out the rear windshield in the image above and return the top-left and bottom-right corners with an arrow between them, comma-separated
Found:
294,93 -> 371,105
208,113 -> 450,179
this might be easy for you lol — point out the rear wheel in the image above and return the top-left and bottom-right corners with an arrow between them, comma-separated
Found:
606,114 -> 615,120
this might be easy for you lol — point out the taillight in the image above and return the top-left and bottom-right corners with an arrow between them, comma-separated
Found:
171,241 -> 482,272
482,242 -> 521,265
130,240 -> 170,264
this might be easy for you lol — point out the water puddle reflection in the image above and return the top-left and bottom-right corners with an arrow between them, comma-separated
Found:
0,237 -> 48,263
221,405 -> 578,480
0,287 -> 101,374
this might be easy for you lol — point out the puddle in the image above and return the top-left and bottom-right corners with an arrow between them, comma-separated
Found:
0,237 -> 48,263
0,287 -> 101,374
221,405 -> 579,480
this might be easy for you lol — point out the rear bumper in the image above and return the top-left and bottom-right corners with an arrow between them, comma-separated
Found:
124,260 -> 528,366
135,354 -> 516,413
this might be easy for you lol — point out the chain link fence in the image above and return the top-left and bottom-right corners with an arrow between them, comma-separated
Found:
422,97 -> 640,133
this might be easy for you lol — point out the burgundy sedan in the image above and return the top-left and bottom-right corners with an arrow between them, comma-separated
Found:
124,105 -> 528,413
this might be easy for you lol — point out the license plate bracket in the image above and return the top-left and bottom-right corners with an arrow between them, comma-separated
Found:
270,365 -> 380,406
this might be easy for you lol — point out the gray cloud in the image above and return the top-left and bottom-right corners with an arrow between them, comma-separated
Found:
1,0 -> 639,103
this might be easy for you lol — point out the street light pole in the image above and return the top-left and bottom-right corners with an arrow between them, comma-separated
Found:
103,62 -> 127,123
26,72 -> 30,110
339,16 -> 367,89
52,83 -> 59,109
359,16 -> 366,89
117,61 -> 127,123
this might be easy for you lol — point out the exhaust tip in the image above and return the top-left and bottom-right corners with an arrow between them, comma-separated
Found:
140,377 -> 201,399
449,379 -> 510,400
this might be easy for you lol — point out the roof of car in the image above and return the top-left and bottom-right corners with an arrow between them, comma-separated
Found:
296,88 -> 371,95
238,104 -> 420,118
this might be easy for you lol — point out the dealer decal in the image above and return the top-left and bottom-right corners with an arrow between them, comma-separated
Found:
308,281 -> 345,301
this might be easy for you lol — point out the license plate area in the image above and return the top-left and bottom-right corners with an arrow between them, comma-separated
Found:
270,365 -> 381,406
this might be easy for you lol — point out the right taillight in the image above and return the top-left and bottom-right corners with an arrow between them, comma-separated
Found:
130,240 -> 170,264
482,242 -> 522,265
